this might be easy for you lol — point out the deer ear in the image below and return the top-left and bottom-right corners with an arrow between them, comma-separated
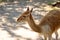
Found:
27,7 -> 29,11
30,8 -> 33,12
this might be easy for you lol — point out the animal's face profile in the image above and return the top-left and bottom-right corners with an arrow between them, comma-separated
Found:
17,7 -> 33,22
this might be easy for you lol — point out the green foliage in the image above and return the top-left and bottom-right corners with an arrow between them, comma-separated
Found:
0,0 -> 2,2
48,1 -> 54,5
0,0 -> 7,2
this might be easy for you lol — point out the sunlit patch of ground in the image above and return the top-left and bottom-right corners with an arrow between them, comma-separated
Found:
0,0 -> 60,40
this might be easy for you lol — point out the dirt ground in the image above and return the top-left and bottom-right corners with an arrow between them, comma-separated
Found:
0,0 -> 60,40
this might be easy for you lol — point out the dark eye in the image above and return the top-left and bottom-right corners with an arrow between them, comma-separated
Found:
23,16 -> 26,18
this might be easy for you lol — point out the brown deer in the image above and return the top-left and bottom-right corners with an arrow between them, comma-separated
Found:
52,1 -> 60,8
17,7 -> 60,40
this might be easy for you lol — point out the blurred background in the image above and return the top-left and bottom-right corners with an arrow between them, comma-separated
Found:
0,0 -> 60,40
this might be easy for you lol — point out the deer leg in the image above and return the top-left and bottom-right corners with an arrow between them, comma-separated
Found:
55,31 -> 58,40
44,35 -> 47,40
48,35 -> 52,40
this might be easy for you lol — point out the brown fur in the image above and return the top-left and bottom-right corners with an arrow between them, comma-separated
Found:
39,9 -> 60,33
17,7 -> 60,40
52,1 -> 60,8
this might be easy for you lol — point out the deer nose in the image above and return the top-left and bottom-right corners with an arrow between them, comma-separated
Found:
17,18 -> 20,22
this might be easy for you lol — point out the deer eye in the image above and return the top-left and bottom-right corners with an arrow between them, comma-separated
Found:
23,16 -> 26,18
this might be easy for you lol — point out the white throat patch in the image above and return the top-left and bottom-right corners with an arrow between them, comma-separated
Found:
41,24 -> 51,34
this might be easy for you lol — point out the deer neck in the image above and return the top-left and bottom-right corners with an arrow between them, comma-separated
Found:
27,14 -> 41,32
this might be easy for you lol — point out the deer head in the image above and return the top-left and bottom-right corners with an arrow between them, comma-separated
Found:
52,1 -> 60,7
17,7 -> 33,22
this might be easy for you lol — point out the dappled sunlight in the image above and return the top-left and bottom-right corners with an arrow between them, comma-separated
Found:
52,29 -> 60,39
6,8 -> 13,11
15,8 -> 23,12
4,13 -> 10,16
12,17 -> 17,22
0,0 -> 60,40
57,29 -> 60,38
0,29 -> 17,40
11,28 -> 38,38
1,16 -> 8,23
